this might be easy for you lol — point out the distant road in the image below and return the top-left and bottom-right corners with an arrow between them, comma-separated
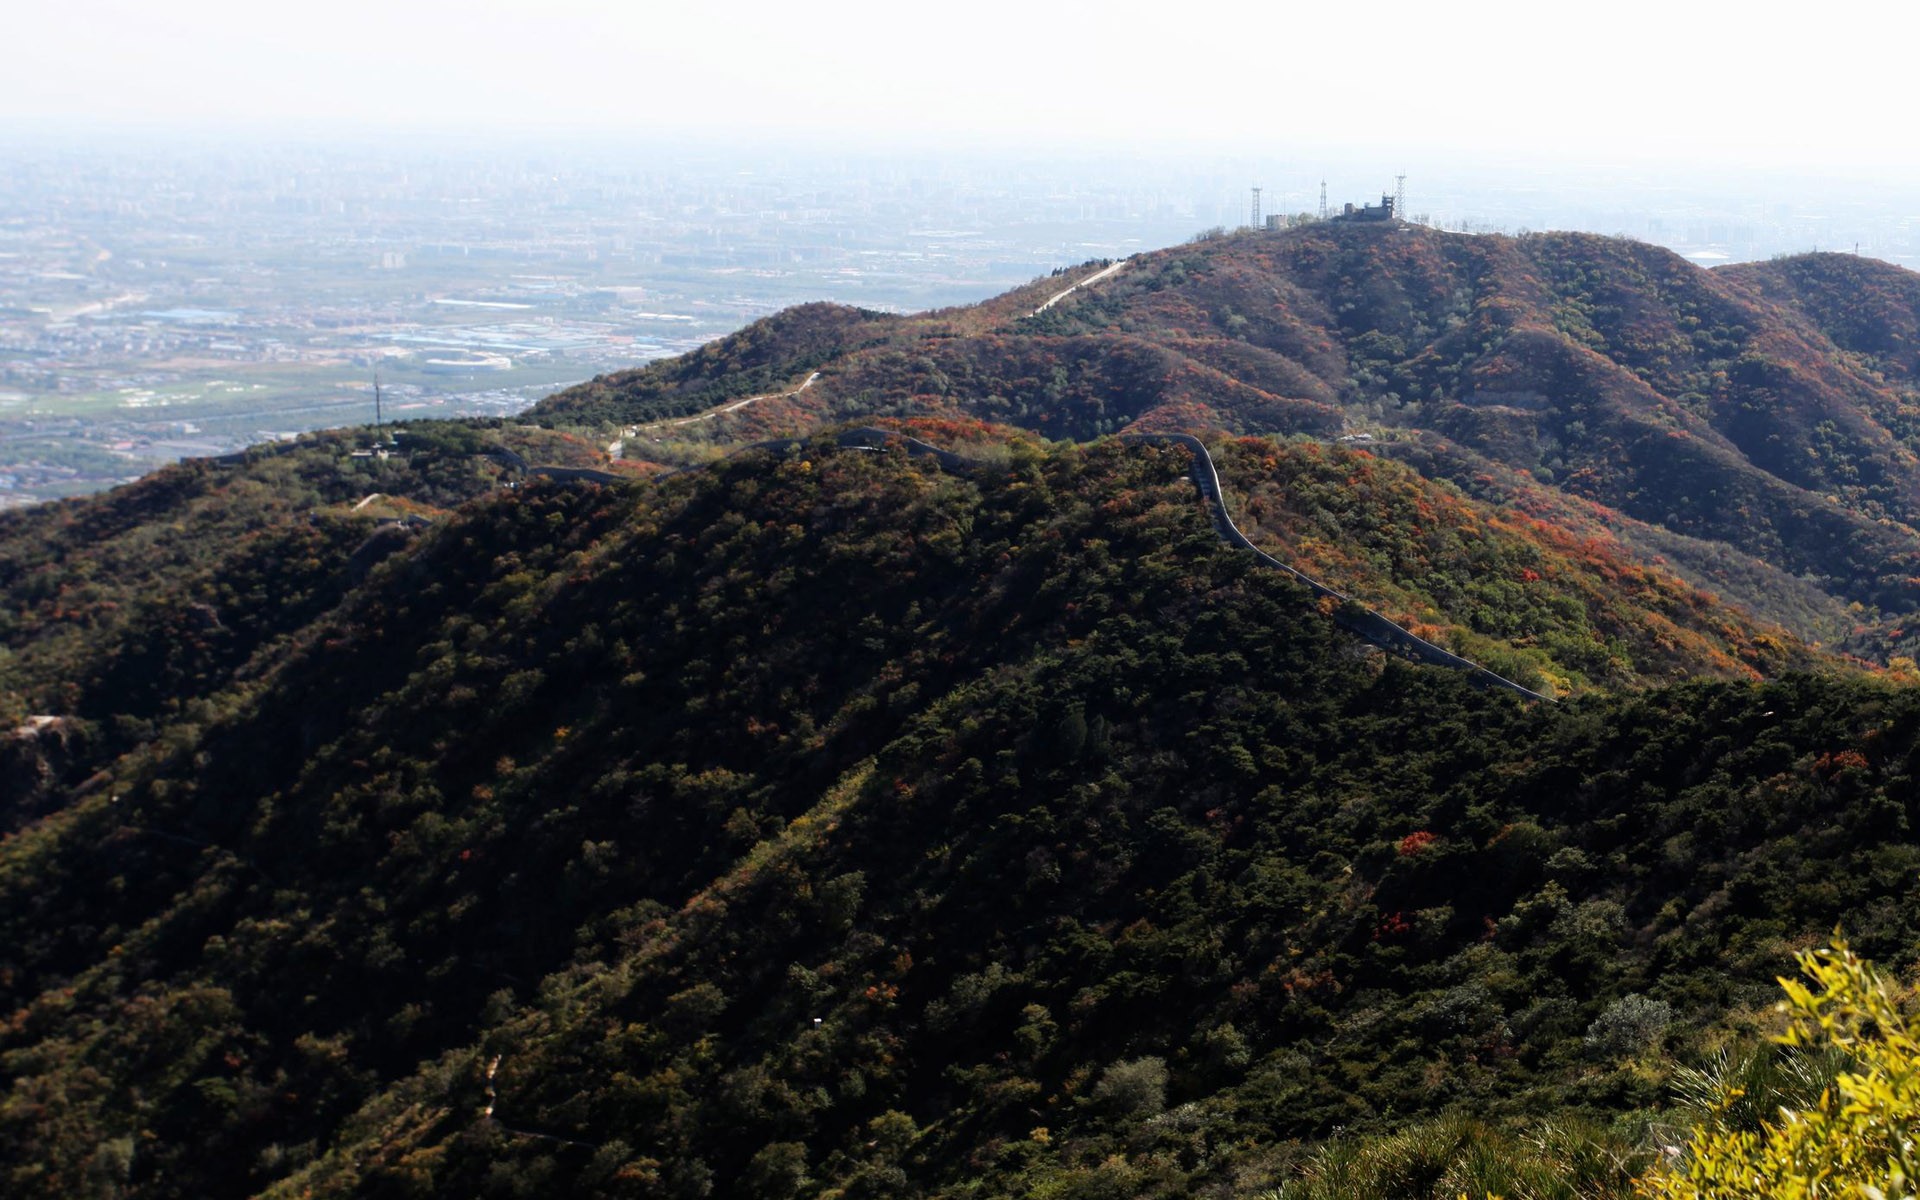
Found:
1032,259 -> 1129,316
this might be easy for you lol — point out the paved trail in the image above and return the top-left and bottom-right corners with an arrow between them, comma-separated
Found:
1031,260 -> 1129,316
611,260 -> 1122,461
615,371 -> 822,457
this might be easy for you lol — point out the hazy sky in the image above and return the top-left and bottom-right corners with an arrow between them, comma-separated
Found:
12,0 -> 1916,170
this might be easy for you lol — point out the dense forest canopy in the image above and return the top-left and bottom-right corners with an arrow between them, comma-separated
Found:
4,224 -> 1920,1198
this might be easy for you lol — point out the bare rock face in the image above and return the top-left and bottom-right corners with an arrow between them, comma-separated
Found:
1,715 -> 79,830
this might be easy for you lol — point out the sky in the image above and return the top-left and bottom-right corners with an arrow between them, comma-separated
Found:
11,0 -> 1919,173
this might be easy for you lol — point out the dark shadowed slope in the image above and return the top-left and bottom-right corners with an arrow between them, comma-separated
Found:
0,438 -> 1910,1199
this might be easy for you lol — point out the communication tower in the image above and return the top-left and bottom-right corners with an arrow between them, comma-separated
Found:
1318,180 -> 1329,221
1394,174 -> 1407,223
1250,187 -> 1262,230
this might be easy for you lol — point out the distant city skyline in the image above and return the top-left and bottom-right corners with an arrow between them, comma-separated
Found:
14,1 -> 1920,177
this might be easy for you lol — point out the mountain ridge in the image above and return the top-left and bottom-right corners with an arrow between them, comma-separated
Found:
3,223 -> 1919,1198
5,433 -> 1915,1198
531,224 -> 1920,661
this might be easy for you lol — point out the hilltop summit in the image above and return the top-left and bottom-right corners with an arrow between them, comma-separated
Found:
537,223 -> 1920,661
4,223 -> 1920,1199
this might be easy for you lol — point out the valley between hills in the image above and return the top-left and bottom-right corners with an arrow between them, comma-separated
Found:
3,220 -> 1920,1198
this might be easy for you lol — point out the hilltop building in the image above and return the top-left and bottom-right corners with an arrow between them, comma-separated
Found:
1248,181 -> 1403,231
1340,194 -> 1396,222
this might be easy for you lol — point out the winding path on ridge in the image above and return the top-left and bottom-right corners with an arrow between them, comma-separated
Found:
611,371 -> 823,459
540,427 -> 1549,700
1120,433 -> 1549,700
615,254 -> 1128,461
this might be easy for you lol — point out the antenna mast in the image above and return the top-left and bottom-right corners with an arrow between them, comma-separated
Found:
1394,174 -> 1407,222
1250,186 -> 1262,230
1318,179 -> 1329,221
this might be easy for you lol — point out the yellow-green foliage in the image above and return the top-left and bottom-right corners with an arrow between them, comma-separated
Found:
1636,938 -> 1920,1200
1273,1114 -> 1650,1200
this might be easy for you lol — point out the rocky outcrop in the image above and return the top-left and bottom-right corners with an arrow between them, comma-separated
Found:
1,715 -> 81,830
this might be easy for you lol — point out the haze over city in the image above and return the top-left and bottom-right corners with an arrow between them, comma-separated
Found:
20,5 -> 1920,1198
9,1 -> 1920,502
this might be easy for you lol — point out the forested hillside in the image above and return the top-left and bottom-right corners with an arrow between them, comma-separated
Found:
0,422 -> 634,818
0,435 -> 1909,1199
4,225 -> 1920,1198
535,224 -> 1920,660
